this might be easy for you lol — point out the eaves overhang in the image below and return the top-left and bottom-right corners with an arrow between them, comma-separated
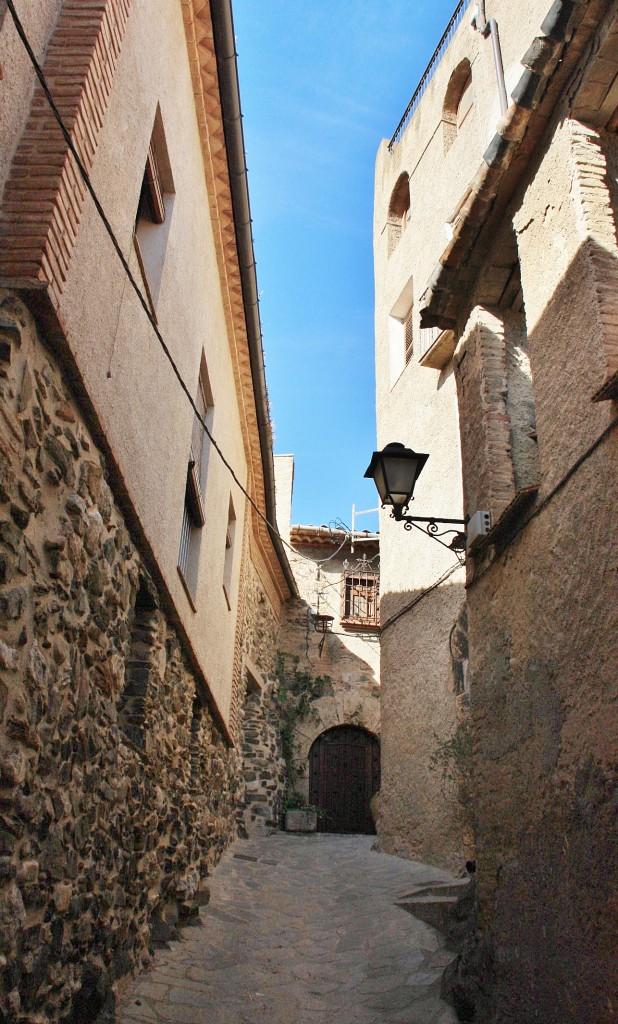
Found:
290,525 -> 380,550
182,0 -> 298,601
420,0 -> 614,331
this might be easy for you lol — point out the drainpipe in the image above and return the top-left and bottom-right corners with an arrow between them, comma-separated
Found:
472,1 -> 508,116
209,0 -> 298,599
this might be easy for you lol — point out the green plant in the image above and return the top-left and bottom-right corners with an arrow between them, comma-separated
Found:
275,652 -> 330,797
429,717 -> 474,813
283,791 -> 318,812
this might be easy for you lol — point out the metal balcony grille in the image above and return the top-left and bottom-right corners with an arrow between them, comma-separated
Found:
388,0 -> 474,150
419,325 -> 442,358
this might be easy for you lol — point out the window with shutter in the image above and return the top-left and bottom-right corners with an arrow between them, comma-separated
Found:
134,106 -> 175,312
222,499 -> 237,610
404,307 -> 414,365
178,358 -> 214,606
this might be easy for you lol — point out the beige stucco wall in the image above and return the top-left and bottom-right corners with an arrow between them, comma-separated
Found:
0,1 -> 64,194
31,0 -> 249,724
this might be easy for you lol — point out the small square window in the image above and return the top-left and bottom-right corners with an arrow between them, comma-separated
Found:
341,572 -> 380,630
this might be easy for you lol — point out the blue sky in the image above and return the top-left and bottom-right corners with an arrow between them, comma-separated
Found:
233,1 -> 457,531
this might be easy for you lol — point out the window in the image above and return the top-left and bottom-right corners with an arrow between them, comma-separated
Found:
178,359 -> 214,604
419,326 -> 457,369
134,106 -> 175,311
386,172 -> 410,256
456,70 -> 473,130
443,59 -> 473,154
222,498 -> 237,609
404,306 -> 414,365
185,360 -> 214,526
341,571 -> 380,629
388,277 -> 414,385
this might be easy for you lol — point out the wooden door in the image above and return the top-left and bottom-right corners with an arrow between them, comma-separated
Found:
309,726 -> 380,834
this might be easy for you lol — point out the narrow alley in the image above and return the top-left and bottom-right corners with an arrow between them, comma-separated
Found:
116,835 -> 459,1024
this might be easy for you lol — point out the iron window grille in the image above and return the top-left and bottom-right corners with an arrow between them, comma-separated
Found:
341,571 -> 380,629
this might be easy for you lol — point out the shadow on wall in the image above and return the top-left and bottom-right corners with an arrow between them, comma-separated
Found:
447,234 -> 618,1024
378,575 -> 470,871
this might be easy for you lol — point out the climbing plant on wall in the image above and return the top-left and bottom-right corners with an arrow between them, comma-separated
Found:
274,652 -> 331,803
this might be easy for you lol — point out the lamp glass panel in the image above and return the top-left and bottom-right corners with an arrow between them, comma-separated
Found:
373,461 -> 389,504
383,455 -> 420,506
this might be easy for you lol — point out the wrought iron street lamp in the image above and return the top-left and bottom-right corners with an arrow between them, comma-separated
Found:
364,441 -> 467,552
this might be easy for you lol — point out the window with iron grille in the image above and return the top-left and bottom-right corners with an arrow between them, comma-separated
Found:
341,572 -> 380,629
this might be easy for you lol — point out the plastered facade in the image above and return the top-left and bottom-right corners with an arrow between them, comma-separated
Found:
380,0 -> 618,1021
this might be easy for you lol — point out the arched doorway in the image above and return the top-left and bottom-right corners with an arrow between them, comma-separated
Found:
309,726 -> 380,834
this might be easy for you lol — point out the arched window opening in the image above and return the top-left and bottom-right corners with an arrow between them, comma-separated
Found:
118,577 -> 159,750
443,59 -> 473,153
386,173 -> 410,256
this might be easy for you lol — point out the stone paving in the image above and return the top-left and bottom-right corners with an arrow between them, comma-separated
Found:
116,833 -> 459,1024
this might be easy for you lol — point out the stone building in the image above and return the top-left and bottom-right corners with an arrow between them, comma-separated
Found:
376,0 -> 618,1021
373,6 -> 473,871
240,455 -> 381,835
0,1 -> 294,1020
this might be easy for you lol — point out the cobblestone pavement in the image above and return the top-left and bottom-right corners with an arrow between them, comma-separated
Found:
116,833 -> 459,1024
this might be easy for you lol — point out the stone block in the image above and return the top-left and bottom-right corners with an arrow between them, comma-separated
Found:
284,809 -> 317,833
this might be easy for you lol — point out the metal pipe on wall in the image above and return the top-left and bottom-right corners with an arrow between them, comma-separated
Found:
473,2 -> 508,116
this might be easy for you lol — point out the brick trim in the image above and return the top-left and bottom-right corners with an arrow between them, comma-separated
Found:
454,307 -> 516,524
568,119 -> 618,398
0,0 -> 132,305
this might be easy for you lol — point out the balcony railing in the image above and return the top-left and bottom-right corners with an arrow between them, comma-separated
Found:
388,0 -> 474,151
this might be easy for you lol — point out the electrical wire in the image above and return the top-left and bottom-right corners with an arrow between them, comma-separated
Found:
3,0 -> 324,570
379,561 -> 462,635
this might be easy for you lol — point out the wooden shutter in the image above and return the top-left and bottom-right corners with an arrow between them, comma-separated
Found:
143,143 -> 166,224
404,307 -> 414,364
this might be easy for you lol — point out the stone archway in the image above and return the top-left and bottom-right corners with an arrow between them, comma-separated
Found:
309,726 -> 380,834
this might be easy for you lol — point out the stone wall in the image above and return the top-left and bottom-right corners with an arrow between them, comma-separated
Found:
236,560 -> 285,836
0,293 -> 240,1022
447,103 -> 618,1024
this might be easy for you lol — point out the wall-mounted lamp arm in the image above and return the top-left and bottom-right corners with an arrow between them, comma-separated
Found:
390,508 -> 467,555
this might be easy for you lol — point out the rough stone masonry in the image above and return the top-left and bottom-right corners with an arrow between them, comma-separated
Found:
0,292 -> 240,1022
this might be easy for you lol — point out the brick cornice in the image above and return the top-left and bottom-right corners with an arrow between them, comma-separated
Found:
181,0 -> 292,605
568,118 -> 618,400
0,0 -> 132,302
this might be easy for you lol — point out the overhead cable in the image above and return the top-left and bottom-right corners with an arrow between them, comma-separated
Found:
3,0 -> 341,571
